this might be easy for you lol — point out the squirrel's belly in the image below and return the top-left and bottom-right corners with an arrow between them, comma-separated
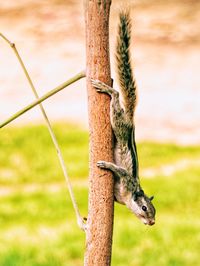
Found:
114,180 -> 131,205
114,143 -> 134,175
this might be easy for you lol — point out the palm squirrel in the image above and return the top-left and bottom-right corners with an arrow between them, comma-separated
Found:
91,10 -> 156,226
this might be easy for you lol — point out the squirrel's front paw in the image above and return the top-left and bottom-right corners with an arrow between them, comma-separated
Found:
97,160 -> 107,169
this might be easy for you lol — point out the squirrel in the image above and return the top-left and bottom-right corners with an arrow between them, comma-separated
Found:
91,10 -> 156,226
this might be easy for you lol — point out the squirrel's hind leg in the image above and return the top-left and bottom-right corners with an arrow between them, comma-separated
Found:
91,79 -> 115,95
91,79 -> 130,141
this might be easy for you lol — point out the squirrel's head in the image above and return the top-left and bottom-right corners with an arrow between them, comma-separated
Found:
128,189 -> 156,226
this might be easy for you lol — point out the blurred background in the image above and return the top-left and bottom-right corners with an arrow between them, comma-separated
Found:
0,0 -> 200,266
0,0 -> 199,144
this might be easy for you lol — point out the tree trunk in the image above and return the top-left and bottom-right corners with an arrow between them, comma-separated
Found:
84,1 -> 114,265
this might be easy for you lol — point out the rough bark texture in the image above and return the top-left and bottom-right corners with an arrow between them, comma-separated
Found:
84,1 -> 114,265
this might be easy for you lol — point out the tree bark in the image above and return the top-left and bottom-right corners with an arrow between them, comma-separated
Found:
84,1 -> 114,265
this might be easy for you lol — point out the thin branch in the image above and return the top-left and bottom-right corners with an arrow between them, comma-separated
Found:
0,33 -> 86,230
0,70 -> 85,128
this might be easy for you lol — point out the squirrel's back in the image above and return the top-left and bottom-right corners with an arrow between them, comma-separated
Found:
116,10 -> 137,126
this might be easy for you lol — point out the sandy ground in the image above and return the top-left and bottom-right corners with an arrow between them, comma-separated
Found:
0,0 -> 200,145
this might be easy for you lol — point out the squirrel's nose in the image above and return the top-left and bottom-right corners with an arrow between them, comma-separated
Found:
148,219 -> 155,226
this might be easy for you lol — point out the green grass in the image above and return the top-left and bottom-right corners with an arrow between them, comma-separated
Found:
0,123 -> 89,185
0,123 -> 200,266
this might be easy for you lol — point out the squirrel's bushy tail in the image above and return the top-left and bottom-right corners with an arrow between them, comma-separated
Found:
116,10 -> 137,124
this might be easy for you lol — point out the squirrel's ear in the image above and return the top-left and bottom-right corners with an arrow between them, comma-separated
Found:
149,196 -> 154,201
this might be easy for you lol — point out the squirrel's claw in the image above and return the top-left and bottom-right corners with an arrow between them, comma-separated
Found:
97,160 -> 107,168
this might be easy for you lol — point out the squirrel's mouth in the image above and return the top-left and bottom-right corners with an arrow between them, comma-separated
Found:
143,218 -> 155,226
147,220 -> 155,226
140,215 -> 155,226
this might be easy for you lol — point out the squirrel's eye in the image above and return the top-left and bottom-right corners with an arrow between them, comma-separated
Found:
142,206 -> 147,212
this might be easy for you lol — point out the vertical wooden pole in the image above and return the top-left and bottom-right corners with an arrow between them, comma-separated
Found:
84,0 -> 114,265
